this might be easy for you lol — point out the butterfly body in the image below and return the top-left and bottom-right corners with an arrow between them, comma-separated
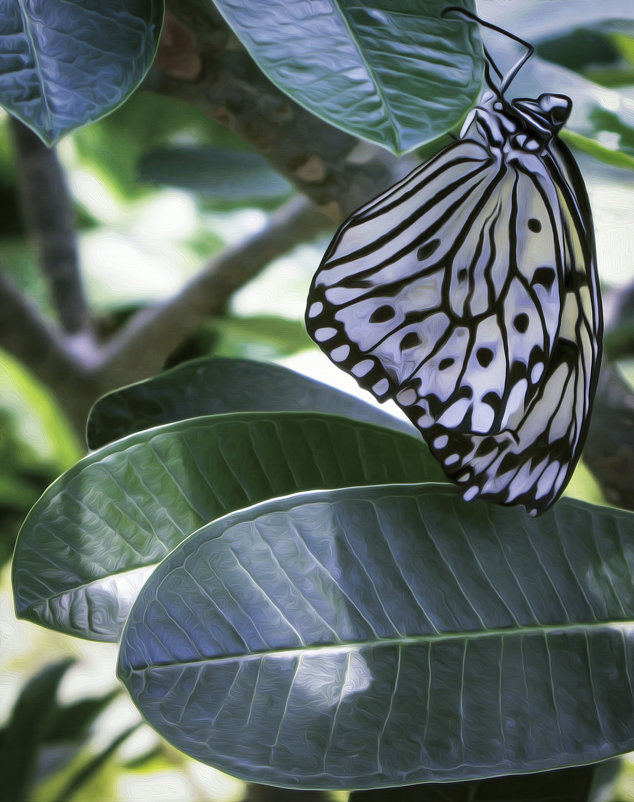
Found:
306,83 -> 601,515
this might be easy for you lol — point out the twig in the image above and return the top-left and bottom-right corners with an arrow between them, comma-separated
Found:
10,118 -> 90,334
0,269 -> 102,437
0,269 -> 78,381
98,195 -> 330,386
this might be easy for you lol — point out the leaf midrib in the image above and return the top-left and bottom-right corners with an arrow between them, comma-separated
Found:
332,0 -> 399,148
17,0 -> 54,135
122,618 -> 634,674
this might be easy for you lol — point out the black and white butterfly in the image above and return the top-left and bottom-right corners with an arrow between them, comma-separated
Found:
305,9 -> 602,516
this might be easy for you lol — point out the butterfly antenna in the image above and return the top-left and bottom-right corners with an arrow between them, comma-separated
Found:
441,6 -> 534,95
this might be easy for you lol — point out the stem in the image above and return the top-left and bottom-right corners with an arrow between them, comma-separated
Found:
99,196 -> 330,386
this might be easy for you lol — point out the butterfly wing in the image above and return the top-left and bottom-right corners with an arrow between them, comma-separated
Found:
453,140 -> 601,513
306,132 -> 600,515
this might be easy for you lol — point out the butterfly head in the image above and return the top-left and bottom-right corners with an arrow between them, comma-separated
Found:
512,93 -> 572,138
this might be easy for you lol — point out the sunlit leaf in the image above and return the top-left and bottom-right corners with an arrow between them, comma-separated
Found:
0,0 -> 164,144
118,485 -> 634,789
13,412 -> 443,641
212,0 -> 483,153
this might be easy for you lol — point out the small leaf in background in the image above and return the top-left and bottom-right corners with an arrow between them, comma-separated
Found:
54,723 -> 141,802
561,129 -> 634,171
86,356 -> 415,448
71,91 -> 251,200
0,659 -> 73,802
138,146 -> 293,208
118,485 -> 634,788
212,0 -> 483,153
535,21 -> 634,87
13,412 -> 443,641
43,689 -> 120,744
206,316 -> 314,361
0,0 -> 164,144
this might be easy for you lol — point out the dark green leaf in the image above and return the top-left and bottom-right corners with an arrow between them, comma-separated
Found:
212,0 -> 483,153
118,485 -> 634,789
14,412 -> 443,641
138,146 -> 293,206
535,21 -> 634,88
0,0 -> 164,144
0,659 -> 73,802
86,357 -> 415,449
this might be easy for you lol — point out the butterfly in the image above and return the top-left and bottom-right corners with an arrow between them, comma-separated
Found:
305,8 -> 602,516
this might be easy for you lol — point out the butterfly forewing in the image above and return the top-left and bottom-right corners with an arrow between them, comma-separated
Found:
306,94 -> 601,515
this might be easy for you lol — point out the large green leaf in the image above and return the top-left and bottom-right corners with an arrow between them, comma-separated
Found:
86,357 -> 415,449
0,0 -> 164,144
13,412 -> 443,642
118,485 -> 634,789
211,0 -> 483,153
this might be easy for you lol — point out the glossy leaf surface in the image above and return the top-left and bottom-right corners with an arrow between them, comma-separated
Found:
86,357 -> 415,449
211,0 -> 482,153
0,0 -> 163,144
119,485 -> 634,788
13,412 -> 442,641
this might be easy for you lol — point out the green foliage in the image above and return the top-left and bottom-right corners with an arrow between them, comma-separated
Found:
536,22 -> 634,87
0,1 -> 164,144
11,355 -> 634,792
0,660 -> 128,802
14,407 -> 443,641
0,351 -> 81,565
210,0 -> 484,153
2,2 -> 634,800
118,483 -> 634,788
71,91 -> 253,201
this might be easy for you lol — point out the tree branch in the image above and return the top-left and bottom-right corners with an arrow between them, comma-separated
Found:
98,195 -> 330,387
0,269 -> 101,436
151,1 -> 403,222
10,117 -> 90,334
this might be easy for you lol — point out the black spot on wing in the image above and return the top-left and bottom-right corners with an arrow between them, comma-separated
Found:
528,218 -> 542,233
439,358 -> 454,370
532,266 -> 556,290
477,347 -> 494,367
513,313 -> 529,333
370,305 -> 395,324
417,238 -> 441,262
482,392 -> 501,414
400,332 -> 422,351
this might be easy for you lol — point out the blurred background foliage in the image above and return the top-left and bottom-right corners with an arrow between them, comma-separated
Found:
0,0 -> 633,799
